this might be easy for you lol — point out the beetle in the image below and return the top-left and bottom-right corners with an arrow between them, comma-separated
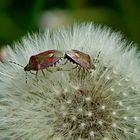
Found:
10,50 -> 63,82
64,49 -> 95,70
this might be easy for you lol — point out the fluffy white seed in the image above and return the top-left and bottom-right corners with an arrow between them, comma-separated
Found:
0,23 -> 140,140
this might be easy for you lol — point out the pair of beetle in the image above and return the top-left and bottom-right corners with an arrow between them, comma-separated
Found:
11,49 -> 96,82
24,49 -> 95,71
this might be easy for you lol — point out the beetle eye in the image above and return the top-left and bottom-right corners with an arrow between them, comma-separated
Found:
75,53 -> 80,58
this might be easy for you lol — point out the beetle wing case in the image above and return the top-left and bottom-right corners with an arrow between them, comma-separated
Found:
65,49 -> 95,69
35,50 -> 63,69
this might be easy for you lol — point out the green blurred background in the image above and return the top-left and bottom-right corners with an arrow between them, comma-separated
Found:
0,0 -> 140,48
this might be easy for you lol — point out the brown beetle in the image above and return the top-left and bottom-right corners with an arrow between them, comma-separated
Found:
10,50 -> 63,82
64,49 -> 95,70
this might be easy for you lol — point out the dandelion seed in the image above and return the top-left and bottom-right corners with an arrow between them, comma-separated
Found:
124,116 -> 128,120
98,120 -> 103,125
87,111 -> 92,117
89,131 -> 95,137
113,70 -> 117,74
71,116 -> 77,121
125,78 -> 129,82
122,92 -> 127,96
112,111 -> 116,115
110,88 -> 115,92
101,105 -> 106,110
112,123 -> 117,128
62,112 -> 67,116
80,123 -> 86,128
78,108 -> 83,113
85,96 -> 91,101
134,116 -> 138,121
126,106 -> 131,110
134,128 -> 138,133
117,82 -> 122,86
118,101 -> 123,106
66,99 -> 72,104
124,128 -> 128,133
106,76 -> 110,80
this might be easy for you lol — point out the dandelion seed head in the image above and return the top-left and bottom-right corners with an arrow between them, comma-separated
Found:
0,23 -> 140,139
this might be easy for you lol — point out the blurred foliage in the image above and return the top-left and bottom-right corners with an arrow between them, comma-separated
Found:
0,0 -> 140,48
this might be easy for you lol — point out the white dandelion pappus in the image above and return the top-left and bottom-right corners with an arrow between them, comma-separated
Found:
0,23 -> 140,140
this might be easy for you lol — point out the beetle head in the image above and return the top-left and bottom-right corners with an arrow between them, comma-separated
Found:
24,55 -> 37,71
24,64 -> 32,71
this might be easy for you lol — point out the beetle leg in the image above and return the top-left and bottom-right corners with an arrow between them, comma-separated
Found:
35,71 -> 39,81
71,65 -> 78,69
60,59 -> 68,65
48,66 -> 68,72
46,68 -> 53,73
30,71 -> 36,75
86,68 -> 91,73
61,65 -> 78,71
55,67 -> 63,71
77,66 -> 82,73
41,70 -> 46,77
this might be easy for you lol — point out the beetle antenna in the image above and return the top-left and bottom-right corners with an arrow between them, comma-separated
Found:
9,61 -> 24,68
